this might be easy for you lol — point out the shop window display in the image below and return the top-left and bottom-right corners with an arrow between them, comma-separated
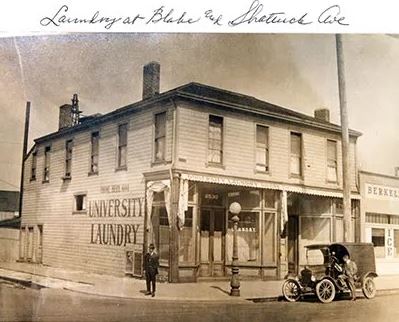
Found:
226,212 -> 260,263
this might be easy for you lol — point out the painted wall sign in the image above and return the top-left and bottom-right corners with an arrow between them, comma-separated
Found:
90,224 -> 140,247
365,183 -> 399,201
100,184 -> 129,194
88,197 -> 144,217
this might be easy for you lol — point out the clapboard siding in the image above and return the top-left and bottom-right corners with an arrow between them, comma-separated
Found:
176,100 -> 358,191
22,102 -> 173,276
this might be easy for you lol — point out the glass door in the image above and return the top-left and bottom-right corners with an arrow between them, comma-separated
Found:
199,208 -> 225,277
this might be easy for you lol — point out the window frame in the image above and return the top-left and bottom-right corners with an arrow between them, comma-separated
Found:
116,123 -> 128,171
89,131 -> 100,175
207,114 -> 224,167
64,139 -> 73,179
290,132 -> 303,178
255,124 -> 270,173
43,145 -> 51,183
153,111 -> 167,163
73,192 -> 87,214
30,149 -> 37,181
326,139 -> 338,183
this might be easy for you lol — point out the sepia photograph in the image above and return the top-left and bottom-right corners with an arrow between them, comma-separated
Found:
0,32 -> 399,321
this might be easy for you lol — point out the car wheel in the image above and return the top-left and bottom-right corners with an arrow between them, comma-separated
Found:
282,279 -> 301,302
362,277 -> 376,299
316,279 -> 336,303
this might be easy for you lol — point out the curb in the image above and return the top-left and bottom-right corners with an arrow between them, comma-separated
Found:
62,286 -> 251,303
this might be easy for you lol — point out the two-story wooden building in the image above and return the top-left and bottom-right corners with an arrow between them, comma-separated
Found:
20,62 -> 361,282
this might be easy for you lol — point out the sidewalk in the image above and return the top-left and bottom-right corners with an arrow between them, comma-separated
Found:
1,261 -> 399,302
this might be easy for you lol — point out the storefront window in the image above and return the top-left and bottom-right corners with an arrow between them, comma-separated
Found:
226,212 -> 260,263
263,212 -> 276,264
227,190 -> 260,209
179,207 -> 195,263
372,228 -> 385,258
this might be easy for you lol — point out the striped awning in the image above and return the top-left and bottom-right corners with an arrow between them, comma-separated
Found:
180,173 -> 361,199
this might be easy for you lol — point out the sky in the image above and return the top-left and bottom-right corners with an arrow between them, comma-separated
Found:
0,33 -> 398,191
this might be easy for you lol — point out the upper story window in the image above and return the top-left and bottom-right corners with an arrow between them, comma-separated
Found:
208,115 -> 223,164
31,150 -> 37,181
65,140 -> 73,178
43,146 -> 51,182
154,112 -> 166,161
290,132 -> 302,177
117,123 -> 128,169
255,125 -> 269,172
90,131 -> 99,174
327,139 -> 338,182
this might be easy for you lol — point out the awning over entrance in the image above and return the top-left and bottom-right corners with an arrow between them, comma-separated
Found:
180,173 -> 361,199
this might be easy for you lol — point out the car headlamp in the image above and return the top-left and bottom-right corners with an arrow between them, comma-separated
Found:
311,275 -> 316,282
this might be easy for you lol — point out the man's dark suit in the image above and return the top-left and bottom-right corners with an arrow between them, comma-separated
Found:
144,251 -> 159,295
343,260 -> 358,300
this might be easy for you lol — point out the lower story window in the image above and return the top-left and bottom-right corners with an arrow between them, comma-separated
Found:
371,228 -> 385,258
226,211 -> 260,263
179,207 -> 195,263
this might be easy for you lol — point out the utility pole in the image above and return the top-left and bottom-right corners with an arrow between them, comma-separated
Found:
19,101 -> 31,217
335,34 -> 352,242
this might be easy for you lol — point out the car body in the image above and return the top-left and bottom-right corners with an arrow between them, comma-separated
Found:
282,242 -> 378,303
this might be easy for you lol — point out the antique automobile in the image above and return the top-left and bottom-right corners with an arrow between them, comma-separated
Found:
282,242 -> 378,303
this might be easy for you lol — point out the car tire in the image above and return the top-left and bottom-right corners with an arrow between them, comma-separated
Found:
316,279 -> 336,303
362,276 -> 376,299
282,279 -> 301,302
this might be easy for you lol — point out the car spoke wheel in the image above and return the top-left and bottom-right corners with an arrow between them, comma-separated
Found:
316,279 -> 336,303
362,277 -> 376,299
282,279 -> 301,302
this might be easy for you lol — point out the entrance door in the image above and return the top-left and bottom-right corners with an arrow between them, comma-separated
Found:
199,208 -> 225,277
287,215 -> 299,274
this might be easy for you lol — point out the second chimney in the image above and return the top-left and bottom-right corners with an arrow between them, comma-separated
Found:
314,108 -> 330,122
59,104 -> 73,130
142,61 -> 160,100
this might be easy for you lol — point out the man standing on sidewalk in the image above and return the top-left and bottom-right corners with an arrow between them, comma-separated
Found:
144,243 -> 159,297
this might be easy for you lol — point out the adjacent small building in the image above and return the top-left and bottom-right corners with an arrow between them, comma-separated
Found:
359,170 -> 399,275
0,190 -> 19,221
19,62 -> 363,282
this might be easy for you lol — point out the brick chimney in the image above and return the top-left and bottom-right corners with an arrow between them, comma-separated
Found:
314,108 -> 330,122
142,61 -> 160,100
59,104 -> 73,130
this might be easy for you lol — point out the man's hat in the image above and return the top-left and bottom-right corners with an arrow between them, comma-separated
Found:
149,243 -> 155,249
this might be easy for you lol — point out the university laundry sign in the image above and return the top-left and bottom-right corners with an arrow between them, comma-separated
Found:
87,184 -> 144,247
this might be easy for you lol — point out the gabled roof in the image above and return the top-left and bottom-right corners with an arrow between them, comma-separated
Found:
35,82 -> 362,144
